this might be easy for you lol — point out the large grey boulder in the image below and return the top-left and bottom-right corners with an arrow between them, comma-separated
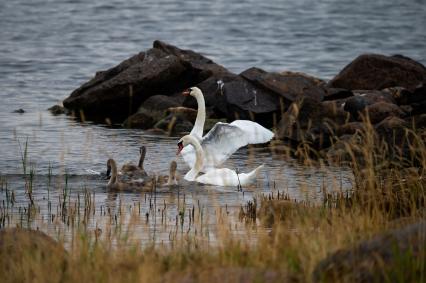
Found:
241,68 -> 326,105
343,90 -> 397,120
183,70 -> 282,128
63,48 -> 188,120
63,41 -> 233,121
328,54 -> 426,91
123,95 -> 183,129
276,96 -> 348,145
365,102 -> 404,124
393,84 -> 426,115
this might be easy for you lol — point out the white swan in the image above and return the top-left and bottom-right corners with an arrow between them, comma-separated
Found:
180,87 -> 274,171
177,135 -> 264,187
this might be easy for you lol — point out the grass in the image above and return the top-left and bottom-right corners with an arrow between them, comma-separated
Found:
1,118 -> 425,282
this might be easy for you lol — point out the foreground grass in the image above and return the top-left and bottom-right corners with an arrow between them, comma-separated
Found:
2,197 -> 423,283
1,119 -> 425,283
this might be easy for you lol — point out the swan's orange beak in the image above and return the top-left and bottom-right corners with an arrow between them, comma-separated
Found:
176,142 -> 184,155
182,89 -> 191,96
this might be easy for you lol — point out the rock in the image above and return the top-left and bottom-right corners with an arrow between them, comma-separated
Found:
354,90 -> 397,105
167,106 -> 198,122
321,101 -> 349,123
123,111 -> 157,129
337,122 -> 365,136
343,96 -> 369,120
409,100 -> 426,115
303,102 -> 349,149
364,102 -> 404,124
276,97 -> 348,144
222,76 -> 280,124
375,116 -> 408,137
399,104 -> 413,115
325,134 -> 363,163
0,228 -> 67,282
63,41 -> 233,122
280,70 -> 325,85
238,66 -> 267,82
213,68 -> 330,129
12,108 -> 25,113
383,86 -> 413,103
328,54 -> 426,90
374,116 -> 413,160
153,113 -> 194,136
406,114 -> 426,129
48,105 -> 69,115
342,91 -> 397,121
312,222 -> 426,283
304,122 -> 335,150
153,40 -> 231,78
123,94 -> 185,129
323,87 -> 353,101
276,97 -> 318,142
390,83 -> 426,115
182,74 -> 237,116
394,83 -> 426,105
241,68 -> 326,105
183,74 -> 280,128
141,94 -> 183,111
63,48 -> 188,120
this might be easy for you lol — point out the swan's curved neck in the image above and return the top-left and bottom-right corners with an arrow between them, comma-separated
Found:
185,136 -> 204,181
190,92 -> 205,139
108,160 -> 118,186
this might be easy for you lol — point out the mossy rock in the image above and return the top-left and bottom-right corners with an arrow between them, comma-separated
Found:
123,107 -> 166,129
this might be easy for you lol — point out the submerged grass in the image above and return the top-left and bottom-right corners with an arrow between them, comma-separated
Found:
1,119 -> 425,282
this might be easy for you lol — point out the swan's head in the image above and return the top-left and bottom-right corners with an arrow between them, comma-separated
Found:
176,139 -> 184,155
182,87 -> 202,98
176,135 -> 192,155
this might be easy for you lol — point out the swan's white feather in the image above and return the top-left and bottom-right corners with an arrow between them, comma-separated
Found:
180,143 -> 196,169
195,164 -> 264,186
181,121 -> 273,171
229,120 -> 274,144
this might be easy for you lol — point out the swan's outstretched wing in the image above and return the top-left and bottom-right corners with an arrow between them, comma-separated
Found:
229,120 -> 274,144
180,124 -> 237,170
200,122 -> 246,169
181,120 -> 273,171
201,121 -> 273,169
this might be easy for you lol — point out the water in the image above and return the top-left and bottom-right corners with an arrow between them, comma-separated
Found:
1,0 -> 424,243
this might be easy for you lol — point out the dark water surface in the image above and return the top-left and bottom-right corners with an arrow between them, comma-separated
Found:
0,0 -> 424,243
